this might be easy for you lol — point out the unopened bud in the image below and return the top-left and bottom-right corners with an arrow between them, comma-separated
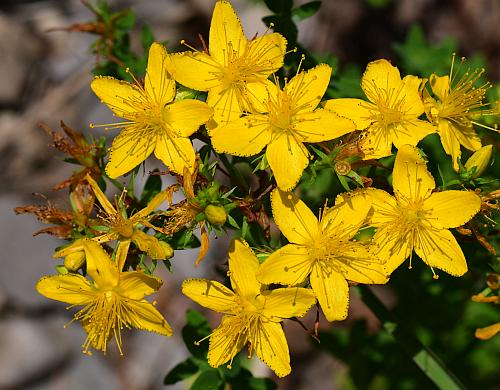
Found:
464,145 -> 493,179
159,241 -> 174,259
334,161 -> 351,176
204,204 -> 227,226
64,251 -> 86,271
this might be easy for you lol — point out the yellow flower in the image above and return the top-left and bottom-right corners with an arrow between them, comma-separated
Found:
36,240 -> 172,355
86,174 -> 172,261
171,0 -> 286,126
256,189 -> 387,322
210,64 -> 355,190
425,64 -> 492,170
182,239 -> 316,377
367,144 -> 481,276
324,59 -> 435,159
90,42 -> 213,178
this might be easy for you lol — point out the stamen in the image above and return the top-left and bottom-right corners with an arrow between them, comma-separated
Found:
180,40 -> 199,53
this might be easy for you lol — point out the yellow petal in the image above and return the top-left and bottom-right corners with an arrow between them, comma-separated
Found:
210,115 -> 271,156
132,190 -> 169,221
310,263 -> 349,321
209,0 -> 247,66
154,135 -> 195,175
164,99 -> 214,137
393,144 -> 435,203
229,239 -> 261,299
285,64 -> 331,114
131,230 -> 168,259
361,59 -> 402,103
118,271 -> 163,299
423,190 -> 481,229
372,225 -> 412,274
391,119 -> 435,149
475,323 -> 500,340
126,299 -> 173,336
256,244 -> 313,286
170,52 -> 221,91
245,33 -> 286,76
82,240 -> 119,289
429,74 -> 450,101
90,76 -> 145,118
253,321 -> 291,378
207,85 -> 243,126
321,190 -> 372,240
144,42 -> 175,106
260,287 -> 316,319
365,188 -> 399,226
294,109 -> 356,143
115,239 -> 131,271
195,221 -> 210,267
336,242 -> 388,284
182,278 -> 237,313
106,128 -> 157,178
85,174 -> 116,216
414,228 -> 467,276
449,121 -> 482,152
36,274 -> 96,305
208,315 -> 247,368
400,75 -> 424,117
271,189 -> 319,245
267,133 -> 309,190
323,98 -> 373,130
437,120 -> 462,170
360,124 -> 393,159
244,80 -> 273,113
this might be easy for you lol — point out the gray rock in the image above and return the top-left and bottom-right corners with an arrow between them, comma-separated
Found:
0,317 -> 71,389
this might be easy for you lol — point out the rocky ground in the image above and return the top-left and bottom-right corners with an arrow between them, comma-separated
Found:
0,0 -> 498,389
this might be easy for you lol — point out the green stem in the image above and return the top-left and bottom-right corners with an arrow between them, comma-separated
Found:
357,285 -> 466,390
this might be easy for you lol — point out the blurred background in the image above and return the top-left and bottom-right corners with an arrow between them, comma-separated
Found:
0,0 -> 499,389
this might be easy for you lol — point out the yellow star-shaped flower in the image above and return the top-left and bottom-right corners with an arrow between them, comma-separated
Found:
256,189 -> 387,322
182,239 -> 316,377
91,42 -> 213,178
85,174 -> 172,261
210,64 -> 355,190
324,59 -> 435,159
367,144 -> 481,276
36,240 -> 172,355
171,0 -> 286,126
425,71 -> 486,170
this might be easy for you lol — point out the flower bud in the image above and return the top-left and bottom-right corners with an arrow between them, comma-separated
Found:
64,251 -> 86,271
464,145 -> 493,179
159,241 -> 174,260
204,204 -> 227,226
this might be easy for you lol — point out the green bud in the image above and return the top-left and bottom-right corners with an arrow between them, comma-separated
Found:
55,265 -> 69,275
464,145 -> 493,179
64,251 -> 86,271
159,241 -> 174,259
204,204 -> 227,226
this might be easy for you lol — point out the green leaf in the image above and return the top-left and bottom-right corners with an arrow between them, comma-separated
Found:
114,10 -> 136,30
190,369 -> 223,390
393,24 -> 456,76
291,1 -> 321,22
263,0 -> 293,14
140,173 -> 162,204
226,366 -> 277,390
140,24 -> 155,51
182,310 -> 211,359
164,358 -> 199,385
170,229 -> 201,250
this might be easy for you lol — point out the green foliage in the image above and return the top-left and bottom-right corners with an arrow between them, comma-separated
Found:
81,0 -> 158,80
